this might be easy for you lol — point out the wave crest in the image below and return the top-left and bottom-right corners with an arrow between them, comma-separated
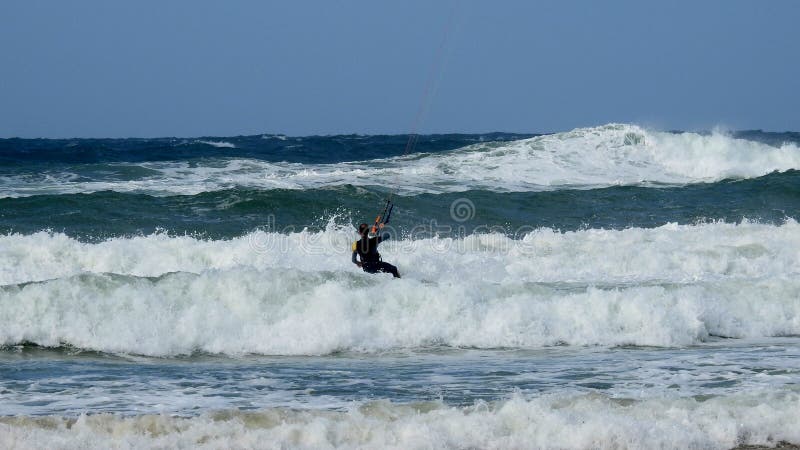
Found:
196,140 -> 236,148
3,124 -> 799,198
2,270 -> 799,356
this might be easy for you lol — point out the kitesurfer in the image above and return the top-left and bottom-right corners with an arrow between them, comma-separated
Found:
352,223 -> 400,278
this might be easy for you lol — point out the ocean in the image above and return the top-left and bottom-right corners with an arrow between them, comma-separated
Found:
1,123 -> 799,449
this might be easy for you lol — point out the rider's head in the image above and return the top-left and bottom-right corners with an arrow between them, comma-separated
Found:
358,223 -> 369,236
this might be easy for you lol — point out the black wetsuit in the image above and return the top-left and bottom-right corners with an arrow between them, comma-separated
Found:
352,232 -> 400,278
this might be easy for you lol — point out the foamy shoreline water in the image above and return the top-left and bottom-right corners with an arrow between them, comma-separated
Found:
2,391 -> 799,450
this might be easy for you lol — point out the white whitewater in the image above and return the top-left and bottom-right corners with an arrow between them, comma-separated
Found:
1,220 -> 798,356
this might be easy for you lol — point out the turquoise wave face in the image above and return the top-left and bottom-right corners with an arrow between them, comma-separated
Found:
1,171 -> 799,240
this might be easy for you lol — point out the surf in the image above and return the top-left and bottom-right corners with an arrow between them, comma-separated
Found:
2,391 -> 799,449
2,124 -> 799,198
2,220 -> 798,356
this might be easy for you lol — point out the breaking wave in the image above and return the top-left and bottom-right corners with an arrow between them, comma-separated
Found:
1,220 -> 798,356
2,124 -> 799,198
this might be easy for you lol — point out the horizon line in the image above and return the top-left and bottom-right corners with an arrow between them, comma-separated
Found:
0,123 -> 794,141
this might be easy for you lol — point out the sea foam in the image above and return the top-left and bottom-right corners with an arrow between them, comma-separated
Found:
1,392 -> 799,449
1,221 -> 798,356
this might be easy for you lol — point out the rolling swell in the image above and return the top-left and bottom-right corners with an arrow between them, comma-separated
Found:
1,170 -> 799,239
2,124 -> 800,199
0,132 -> 530,166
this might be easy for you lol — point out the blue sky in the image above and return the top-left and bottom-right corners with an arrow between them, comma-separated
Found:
1,1 -> 798,137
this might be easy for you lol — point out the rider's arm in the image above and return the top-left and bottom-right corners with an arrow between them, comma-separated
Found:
376,224 -> 390,244
351,242 -> 361,266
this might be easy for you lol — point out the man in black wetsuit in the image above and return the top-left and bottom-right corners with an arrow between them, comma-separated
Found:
351,223 -> 400,278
